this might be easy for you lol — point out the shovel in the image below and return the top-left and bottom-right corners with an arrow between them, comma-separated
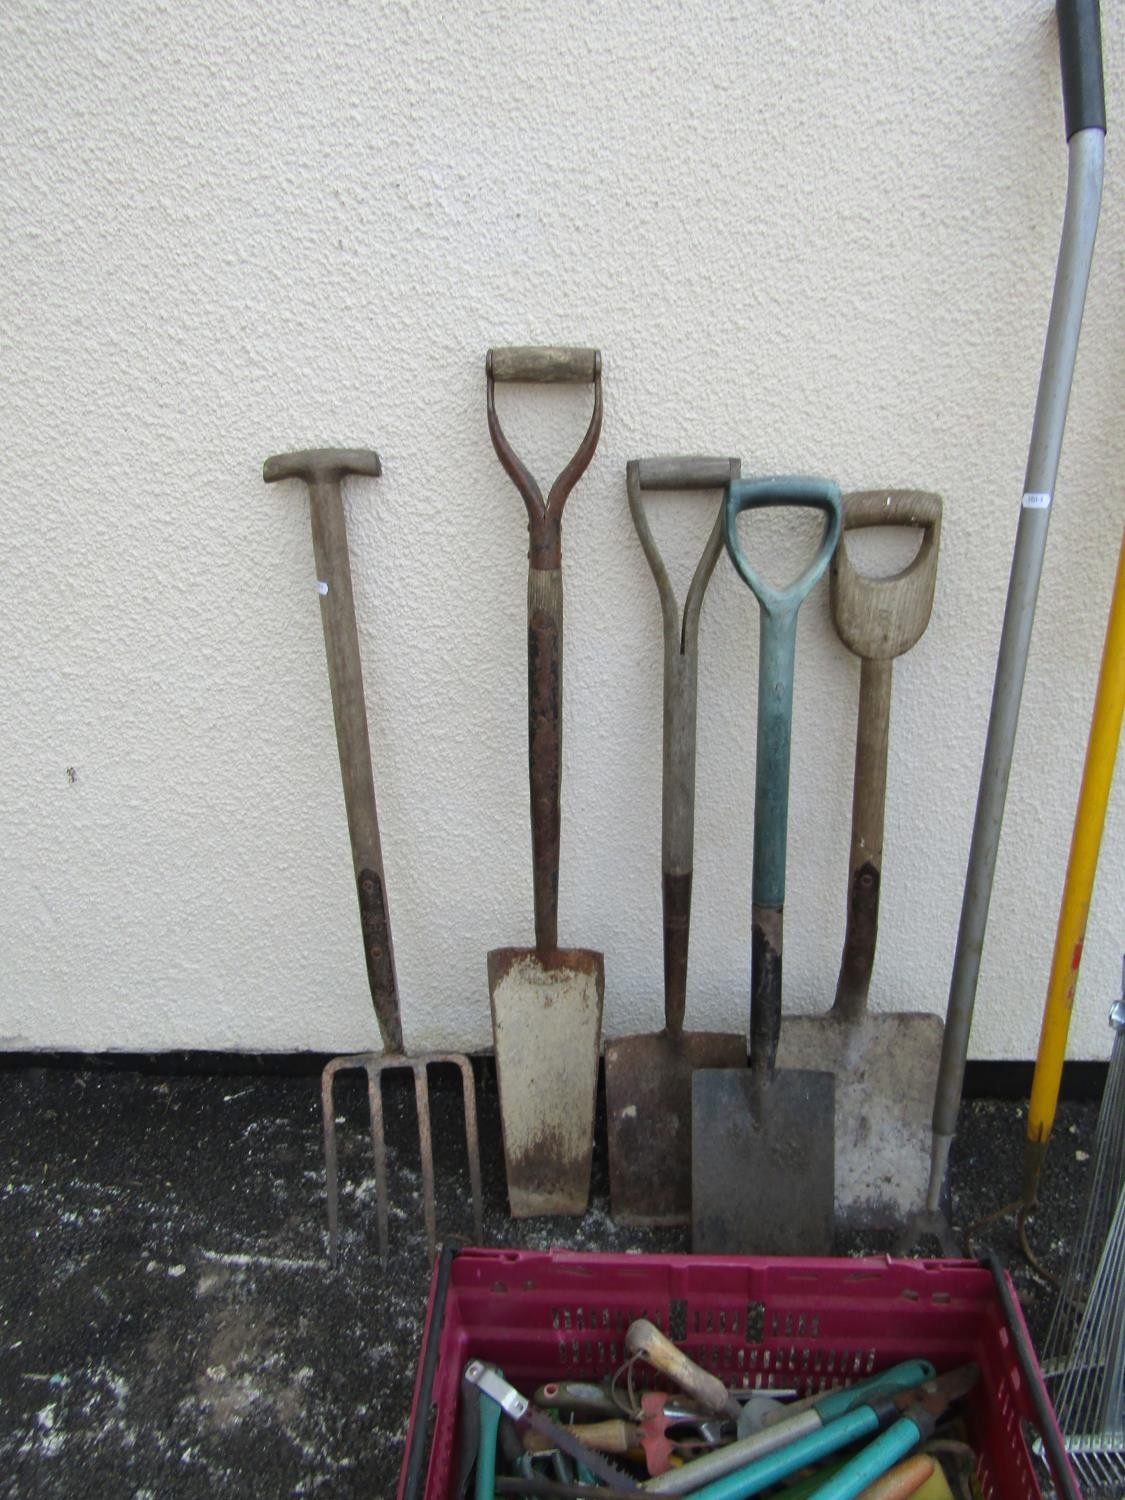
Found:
778,490 -> 943,1229
692,476 -> 840,1255
605,456 -> 747,1225
485,345 -> 605,1216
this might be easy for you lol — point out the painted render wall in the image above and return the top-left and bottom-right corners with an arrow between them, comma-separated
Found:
2,0 -> 1122,1060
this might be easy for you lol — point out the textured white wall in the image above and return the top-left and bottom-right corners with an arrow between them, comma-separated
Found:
1,0 -> 1121,1060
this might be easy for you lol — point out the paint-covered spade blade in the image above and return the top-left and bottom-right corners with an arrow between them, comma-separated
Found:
488,947 -> 604,1216
692,1067 -> 835,1254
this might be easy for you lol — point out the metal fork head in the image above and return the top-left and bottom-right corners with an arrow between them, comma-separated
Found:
320,1051 -> 483,1264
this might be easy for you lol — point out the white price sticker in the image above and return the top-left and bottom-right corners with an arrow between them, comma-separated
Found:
1022,492 -> 1052,509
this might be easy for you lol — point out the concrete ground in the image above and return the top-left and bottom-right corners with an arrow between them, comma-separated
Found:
0,1062 -> 1102,1497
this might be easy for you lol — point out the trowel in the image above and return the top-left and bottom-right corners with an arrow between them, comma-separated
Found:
485,345 -> 605,1216
778,490 -> 943,1229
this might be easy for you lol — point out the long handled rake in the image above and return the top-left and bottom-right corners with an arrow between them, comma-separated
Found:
265,448 -> 482,1264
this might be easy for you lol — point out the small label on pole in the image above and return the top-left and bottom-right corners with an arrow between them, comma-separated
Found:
315,580 -> 329,595
1022,492 -> 1051,509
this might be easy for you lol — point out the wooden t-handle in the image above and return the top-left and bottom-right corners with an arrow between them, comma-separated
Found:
624,1319 -> 741,1421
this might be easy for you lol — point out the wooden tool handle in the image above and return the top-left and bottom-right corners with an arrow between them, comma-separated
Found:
486,348 -> 603,569
831,490 -> 941,662
833,657 -> 892,1022
523,1420 -> 637,1455
626,457 -> 738,1033
634,456 -> 736,490
624,1320 -> 741,1420
528,567 -> 563,950
489,346 -> 600,383
264,450 -> 403,1054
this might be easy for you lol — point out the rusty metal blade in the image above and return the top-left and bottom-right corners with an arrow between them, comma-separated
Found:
778,1012 -> 943,1230
691,1068 -> 835,1254
605,1030 -> 746,1224
488,947 -> 604,1217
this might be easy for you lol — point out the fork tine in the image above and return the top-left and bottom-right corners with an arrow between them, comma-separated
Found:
365,1060 -> 391,1262
413,1062 -> 437,1260
321,1058 -> 343,1266
454,1055 -> 484,1244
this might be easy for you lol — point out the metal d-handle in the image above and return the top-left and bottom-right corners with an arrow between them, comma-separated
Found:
724,475 -> 842,1074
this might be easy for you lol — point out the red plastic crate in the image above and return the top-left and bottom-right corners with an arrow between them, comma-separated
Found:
398,1248 -> 1078,1500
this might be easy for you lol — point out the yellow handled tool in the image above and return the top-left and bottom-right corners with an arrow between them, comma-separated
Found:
1024,526 -> 1125,1202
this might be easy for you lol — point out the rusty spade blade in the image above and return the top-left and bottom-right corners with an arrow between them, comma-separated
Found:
485,348 -> 605,1217
606,458 -> 746,1225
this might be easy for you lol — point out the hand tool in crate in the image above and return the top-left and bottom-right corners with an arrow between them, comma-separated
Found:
779,490 -> 943,1232
693,476 -> 840,1255
485,346 -> 605,1217
397,1249 -> 1080,1499
264,449 -> 482,1263
606,457 -> 746,1226
920,0 -> 1106,1246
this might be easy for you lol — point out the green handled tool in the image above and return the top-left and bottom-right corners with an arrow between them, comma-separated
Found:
642,1360 -> 935,1495
647,1365 -> 976,1500
692,476 -> 842,1255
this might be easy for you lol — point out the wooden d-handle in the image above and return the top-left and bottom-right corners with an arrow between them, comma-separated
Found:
831,490 -> 942,661
624,1319 -> 741,1421
488,346 -> 600,383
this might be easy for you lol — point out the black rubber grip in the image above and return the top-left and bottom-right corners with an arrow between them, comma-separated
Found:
1057,0 -> 1106,138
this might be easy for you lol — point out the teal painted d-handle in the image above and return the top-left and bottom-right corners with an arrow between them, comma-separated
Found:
723,477 -> 842,1076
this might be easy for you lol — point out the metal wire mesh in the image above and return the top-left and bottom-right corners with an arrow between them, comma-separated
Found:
1042,977 -> 1125,1491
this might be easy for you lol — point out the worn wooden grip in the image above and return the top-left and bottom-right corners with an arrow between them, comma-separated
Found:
624,1320 -> 740,1420
832,490 -> 942,662
489,346 -> 599,383
523,1420 -> 637,1455
838,489 -> 940,532
635,456 -> 735,491
528,567 -> 563,950
263,447 -> 381,485
834,657 -> 892,1022
265,451 -> 403,1055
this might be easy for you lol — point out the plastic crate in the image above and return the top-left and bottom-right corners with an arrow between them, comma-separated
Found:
398,1248 -> 1078,1500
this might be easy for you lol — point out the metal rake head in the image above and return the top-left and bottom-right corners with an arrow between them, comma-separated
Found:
321,1051 -> 483,1264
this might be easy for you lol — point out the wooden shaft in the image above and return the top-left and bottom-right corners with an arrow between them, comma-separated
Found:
523,1420 -> 637,1455
306,476 -> 403,1054
833,656 -> 892,1023
624,1320 -> 741,1421
627,458 -> 735,1036
528,566 -> 563,950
